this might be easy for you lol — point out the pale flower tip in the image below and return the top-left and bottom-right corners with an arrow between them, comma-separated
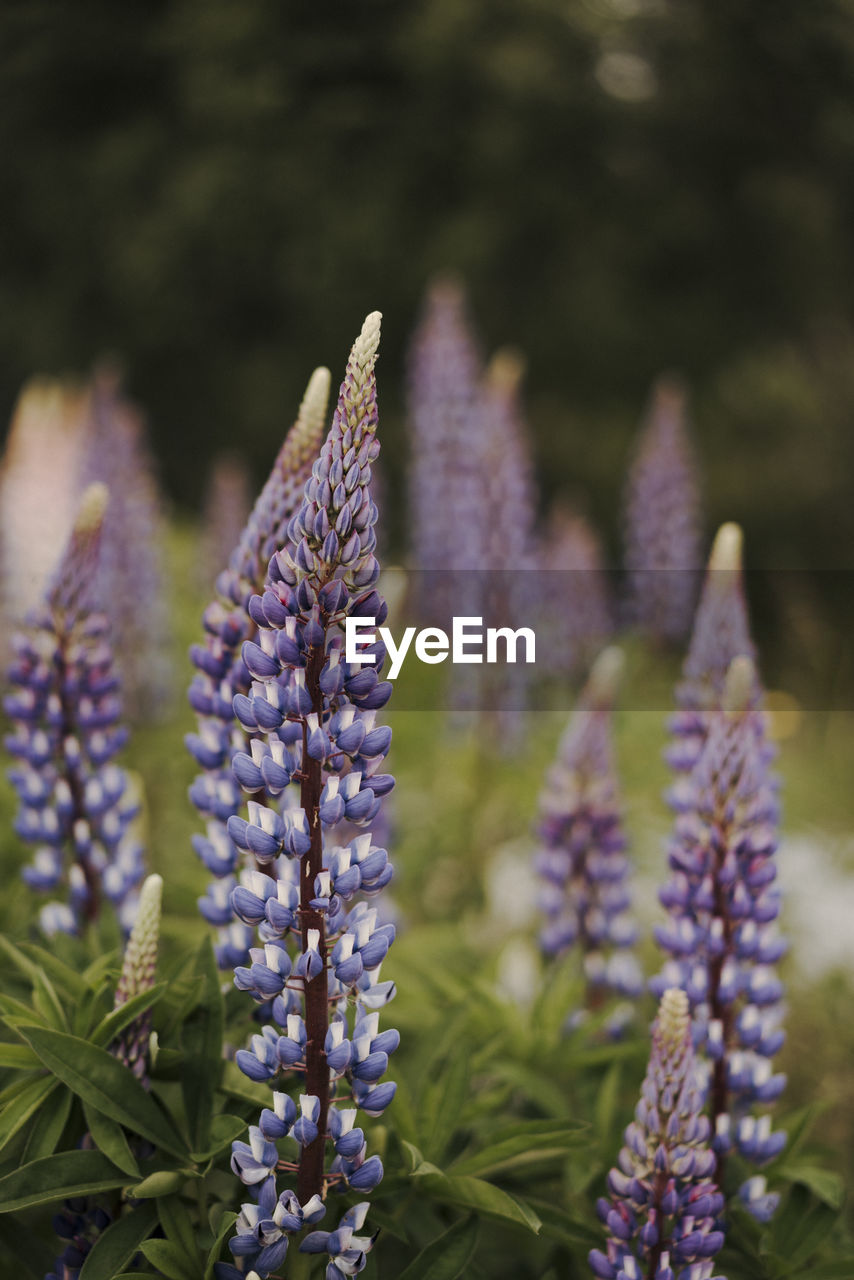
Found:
587,645 -> 625,708
297,366 -> 332,438
75,482 -> 109,532
140,872 -> 163,907
708,521 -> 743,575
722,654 -> 755,717
353,311 -> 382,369
658,986 -> 690,1042
487,346 -> 526,393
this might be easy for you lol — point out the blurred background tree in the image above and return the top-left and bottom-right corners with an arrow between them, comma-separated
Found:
0,0 -> 852,691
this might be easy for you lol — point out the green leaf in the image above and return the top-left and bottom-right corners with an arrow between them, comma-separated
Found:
83,1100 -> 141,1179
528,1199 -> 601,1249
451,1125 -> 586,1179
0,1074 -> 56,1154
770,1183 -> 839,1269
0,1043 -> 40,1069
90,983 -> 167,1048
78,1200 -> 159,1280
421,1050 -> 469,1163
139,1236 -> 198,1280
806,1262 -> 854,1279
22,1084 -> 72,1162
181,938 -> 223,1154
0,996 -> 48,1029
419,1173 -> 541,1234
217,1059 -> 271,1108
399,1216 -> 479,1280
132,1168 -> 197,1198
191,1111 -> 247,1161
205,1209 -> 238,1280
778,1164 -> 844,1209
0,1149 -> 127,1211
157,1192 -> 198,1260
16,1025 -> 189,1159
492,1062 -> 569,1118
17,942 -> 88,1000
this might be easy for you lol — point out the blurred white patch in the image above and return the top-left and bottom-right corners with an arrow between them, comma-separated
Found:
595,51 -> 657,102
486,839 -> 540,930
777,834 -> 854,978
496,936 -> 541,1008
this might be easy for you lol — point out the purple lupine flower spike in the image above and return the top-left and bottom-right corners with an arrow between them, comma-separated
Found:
82,368 -> 172,721
538,505 -> 614,680
536,647 -> 641,1015
406,276 -> 483,619
201,453 -> 253,587
623,377 -> 702,646
112,873 -> 163,1085
667,523 -> 760,791
226,313 -> 397,1278
187,367 -> 331,968
4,484 -> 144,934
653,657 -> 786,1199
589,988 -> 726,1280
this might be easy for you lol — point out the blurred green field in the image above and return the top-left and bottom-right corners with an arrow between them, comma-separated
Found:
1,520 -> 852,1273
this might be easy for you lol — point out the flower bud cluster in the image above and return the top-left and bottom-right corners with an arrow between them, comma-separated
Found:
589,989 -> 726,1280
225,314 -> 396,1279
187,368 -> 330,968
666,523 -> 760,790
536,649 -> 641,1007
653,658 -> 786,1176
623,378 -> 702,646
112,873 -> 163,1084
3,485 -> 143,934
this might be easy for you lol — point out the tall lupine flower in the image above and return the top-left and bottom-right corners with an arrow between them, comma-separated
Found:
407,276 -> 484,619
81,368 -> 172,721
4,484 -> 144,934
653,658 -> 786,1194
538,505 -> 614,680
589,988 -> 725,1280
112,872 -> 163,1084
201,453 -> 253,587
187,367 -> 331,969
623,377 -> 702,646
224,313 -> 397,1277
0,378 -> 89,625
536,647 -> 642,1010
667,523 -> 759,793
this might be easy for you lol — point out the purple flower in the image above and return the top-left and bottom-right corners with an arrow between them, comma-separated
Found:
538,506 -> 614,680
112,873 -> 162,1085
536,648 -> 641,1011
623,377 -> 702,646
667,523 -> 760,785
200,453 -> 253,587
81,368 -> 172,722
653,657 -> 786,1185
226,314 -> 396,1275
187,367 -> 331,966
590,988 -> 725,1279
4,484 -> 144,932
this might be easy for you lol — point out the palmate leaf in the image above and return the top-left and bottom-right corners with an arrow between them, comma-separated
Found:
418,1172 -> 541,1235
15,1025 -> 189,1159
90,982 -> 168,1048
77,1201 -> 159,1280
0,1075 -> 57,1155
83,1099 -> 141,1178
21,1083 -> 72,1163
399,1216 -> 479,1280
139,1236 -> 198,1280
180,938 -> 224,1155
450,1118 -> 587,1180
0,1150 -> 128,1211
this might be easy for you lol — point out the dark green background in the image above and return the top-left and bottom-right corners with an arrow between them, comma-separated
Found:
1,2 -> 852,614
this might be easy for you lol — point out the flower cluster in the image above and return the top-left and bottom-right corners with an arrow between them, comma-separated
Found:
45,1197 -> 112,1280
112,872 -> 163,1085
4,484 -> 143,934
201,452 -> 253,587
538,505 -> 614,680
590,988 -> 725,1280
187,367 -> 330,968
224,313 -> 397,1277
653,657 -> 786,1185
667,523 -> 760,787
536,648 -> 641,1010
406,276 -> 483,618
623,377 -> 702,646
82,368 -> 172,721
